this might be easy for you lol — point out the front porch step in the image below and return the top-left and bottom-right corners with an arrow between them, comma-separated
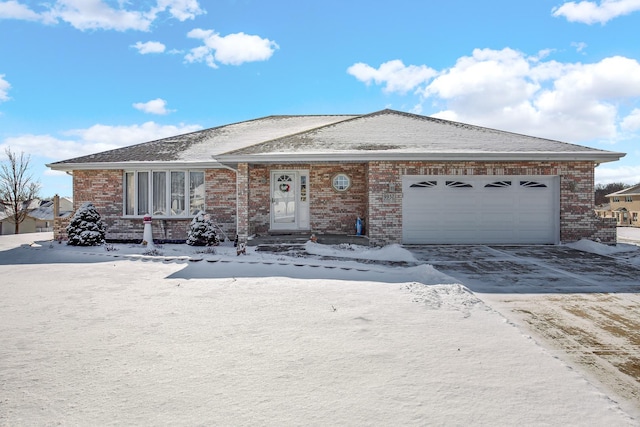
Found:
267,230 -> 311,236
247,233 -> 369,247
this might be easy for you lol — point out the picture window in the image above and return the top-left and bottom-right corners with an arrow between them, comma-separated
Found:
124,170 -> 205,217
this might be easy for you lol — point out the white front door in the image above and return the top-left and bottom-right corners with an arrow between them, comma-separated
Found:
271,170 -> 310,231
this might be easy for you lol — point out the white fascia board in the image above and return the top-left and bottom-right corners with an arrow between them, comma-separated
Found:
216,151 -> 626,164
605,184 -> 640,197
46,161 -> 224,172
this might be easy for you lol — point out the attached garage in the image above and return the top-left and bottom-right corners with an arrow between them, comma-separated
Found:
402,175 -> 560,244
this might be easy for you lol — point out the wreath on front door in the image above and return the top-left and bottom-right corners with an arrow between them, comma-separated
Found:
279,183 -> 291,192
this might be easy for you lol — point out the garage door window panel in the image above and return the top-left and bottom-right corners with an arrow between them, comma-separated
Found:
485,181 -> 512,188
446,181 -> 473,188
410,181 -> 437,188
520,181 -> 547,188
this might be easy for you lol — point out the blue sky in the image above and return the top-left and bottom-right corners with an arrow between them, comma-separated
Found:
1,0 -> 640,197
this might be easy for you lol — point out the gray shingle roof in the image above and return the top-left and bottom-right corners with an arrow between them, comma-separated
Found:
607,183 -> 640,197
48,114 -> 357,167
48,109 -> 624,170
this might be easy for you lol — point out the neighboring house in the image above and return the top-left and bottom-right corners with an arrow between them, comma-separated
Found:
47,109 -> 624,246
605,184 -> 640,227
0,197 -> 73,235
594,203 -> 612,220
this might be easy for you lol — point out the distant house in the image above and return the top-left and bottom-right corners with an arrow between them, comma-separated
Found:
0,197 -> 73,235
594,203 -> 612,220
47,109 -> 624,245
605,184 -> 640,227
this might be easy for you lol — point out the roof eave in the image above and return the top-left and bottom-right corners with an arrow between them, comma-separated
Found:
46,160 -> 226,172
47,151 -> 625,170
216,151 -> 626,164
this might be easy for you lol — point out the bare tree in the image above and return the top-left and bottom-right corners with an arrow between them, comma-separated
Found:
0,148 -> 40,234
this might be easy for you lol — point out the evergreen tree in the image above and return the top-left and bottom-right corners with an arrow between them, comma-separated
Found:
66,202 -> 107,246
186,211 -> 219,246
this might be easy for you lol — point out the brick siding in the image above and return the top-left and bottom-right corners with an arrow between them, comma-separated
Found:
366,160 -> 613,246
236,163 -> 250,243
246,164 -> 367,238
55,160 -> 613,246
310,164 -> 367,234
54,169 -> 238,243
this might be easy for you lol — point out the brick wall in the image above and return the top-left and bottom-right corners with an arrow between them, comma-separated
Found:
205,168 -> 237,241
310,164 -> 367,234
53,216 -> 72,242
56,169 -> 238,243
366,160 -> 612,246
367,162 -> 402,246
247,165 -> 270,237
236,163 -> 250,242
247,164 -> 367,236
56,161 -> 612,246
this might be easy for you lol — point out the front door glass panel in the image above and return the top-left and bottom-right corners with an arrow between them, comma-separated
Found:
273,173 -> 296,224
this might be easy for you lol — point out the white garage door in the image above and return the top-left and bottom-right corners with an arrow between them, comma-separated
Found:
402,175 -> 560,244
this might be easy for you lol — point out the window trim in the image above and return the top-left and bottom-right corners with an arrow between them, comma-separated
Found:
332,173 -> 351,192
123,169 -> 205,218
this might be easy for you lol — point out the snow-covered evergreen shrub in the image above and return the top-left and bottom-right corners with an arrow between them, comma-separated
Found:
66,202 -> 107,246
186,211 -> 219,246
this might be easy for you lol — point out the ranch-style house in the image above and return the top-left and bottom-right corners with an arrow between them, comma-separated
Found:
47,109 -> 624,246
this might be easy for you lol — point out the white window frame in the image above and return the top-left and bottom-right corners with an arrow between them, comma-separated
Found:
123,170 -> 205,218
332,173 -> 351,192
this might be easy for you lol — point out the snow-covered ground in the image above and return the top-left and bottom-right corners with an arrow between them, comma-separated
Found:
617,226 -> 640,246
0,232 -> 638,425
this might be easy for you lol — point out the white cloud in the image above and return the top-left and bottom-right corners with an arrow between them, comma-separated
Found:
347,60 -> 437,94
50,0 -> 152,31
0,74 -> 10,102
0,122 -> 202,160
424,48 -> 540,110
571,41 -> 588,53
132,41 -> 166,54
186,28 -> 279,68
133,98 -> 173,115
552,0 -> 640,24
153,0 -> 203,21
349,48 -> 640,144
0,0 -> 204,31
0,0 -> 44,21
595,164 -> 640,185
621,108 -> 640,131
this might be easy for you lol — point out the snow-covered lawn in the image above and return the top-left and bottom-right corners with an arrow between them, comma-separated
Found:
0,233 -> 637,425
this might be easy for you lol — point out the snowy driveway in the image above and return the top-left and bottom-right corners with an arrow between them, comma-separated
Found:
406,244 -> 640,294
406,243 -> 640,417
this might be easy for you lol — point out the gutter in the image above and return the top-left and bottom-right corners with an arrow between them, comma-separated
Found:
46,161 -> 229,172
215,151 -> 627,164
